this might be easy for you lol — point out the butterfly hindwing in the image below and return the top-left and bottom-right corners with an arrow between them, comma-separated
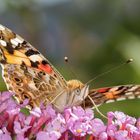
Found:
84,85 -> 140,108
3,63 -> 66,107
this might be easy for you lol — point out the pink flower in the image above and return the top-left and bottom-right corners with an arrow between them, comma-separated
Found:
0,127 -> 12,140
99,132 -> 108,140
89,118 -> 106,137
16,134 -> 29,140
14,121 -> 31,135
36,131 -> 59,140
114,130 -> 128,140
0,91 -> 140,140
136,118 -> 140,130
65,106 -> 94,137
46,114 -> 66,133
0,133 -> 12,140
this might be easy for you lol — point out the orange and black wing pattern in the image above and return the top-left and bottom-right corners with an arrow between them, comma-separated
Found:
0,24 -> 67,107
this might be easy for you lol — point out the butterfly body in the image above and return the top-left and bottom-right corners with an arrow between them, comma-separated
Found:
0,24 -> 140,112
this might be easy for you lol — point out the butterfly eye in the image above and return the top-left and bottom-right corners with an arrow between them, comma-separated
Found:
75,88 -> 81,95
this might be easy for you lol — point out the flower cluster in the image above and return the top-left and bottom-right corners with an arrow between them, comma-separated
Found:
0,91 -> 140,140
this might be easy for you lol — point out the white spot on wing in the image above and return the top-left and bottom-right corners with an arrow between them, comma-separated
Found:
29,54 -> 42,62
128,96 -> 135,99
15,36 -> 24,43
106,100 -> 115,103
128,86 -> 138,92
0,39 -> 7,46
125,92 -> 133,96
28,82 -> 38,90
109,87 -> 118,92
44,75 -> 50,82
137,95 -> 140,98
10,38 -> 19,46
0,25 -> 5,30
116,97 -> 126,101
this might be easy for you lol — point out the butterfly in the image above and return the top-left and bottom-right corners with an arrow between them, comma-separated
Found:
0,24 -> 140,112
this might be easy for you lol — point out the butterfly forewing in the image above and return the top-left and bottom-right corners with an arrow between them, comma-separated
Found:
0,24 -> 67,107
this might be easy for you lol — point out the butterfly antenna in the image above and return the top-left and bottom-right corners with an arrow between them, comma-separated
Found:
86,58 -> 133,85
86,59 -> 133,119
64,56 -> 78,79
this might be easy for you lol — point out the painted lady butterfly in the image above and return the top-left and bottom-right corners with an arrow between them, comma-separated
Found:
0,24 -> 140,111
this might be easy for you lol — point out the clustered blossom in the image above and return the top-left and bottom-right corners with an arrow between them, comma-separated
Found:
0,92 -> 140,140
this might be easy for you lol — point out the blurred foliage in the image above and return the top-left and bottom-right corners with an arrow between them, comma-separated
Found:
0,0 -> 140,117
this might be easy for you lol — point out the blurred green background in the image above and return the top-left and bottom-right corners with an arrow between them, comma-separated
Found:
0,0 -> 140,117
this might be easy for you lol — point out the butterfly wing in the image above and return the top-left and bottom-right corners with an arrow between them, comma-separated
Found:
0,24 -> 67,107
84,85 -> 140,108
0,24 -> 67,85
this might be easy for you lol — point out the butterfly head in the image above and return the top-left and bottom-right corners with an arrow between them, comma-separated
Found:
67,80 -> 89,106
53,80 -> 89,112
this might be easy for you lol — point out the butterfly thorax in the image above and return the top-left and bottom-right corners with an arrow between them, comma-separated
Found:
67,79 -> 84,90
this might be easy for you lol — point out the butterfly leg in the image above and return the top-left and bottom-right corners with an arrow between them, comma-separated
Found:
82,99 -> 86,109
87,95 -> 107,119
